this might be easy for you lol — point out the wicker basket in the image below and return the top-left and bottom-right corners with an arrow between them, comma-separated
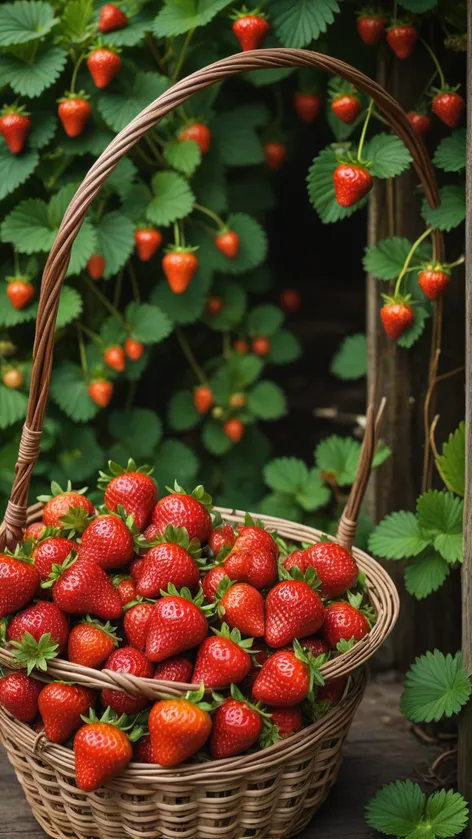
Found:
0,45 -> 445,839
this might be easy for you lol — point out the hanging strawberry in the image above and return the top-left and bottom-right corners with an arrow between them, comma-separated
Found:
87,46 -> 121,89
331,90 -> 362,124
87,254 -> 106,280
2,369 -> 23,389
215,229 -> 240,259
6,276 -> 35,310
162,247 -> 199,294
417,265 -> 450,300
293,93 -> 322,124
431,88 -> 465,128
124,338 -> 144,361
88,379 -> 114,407
264,142 -> 287,171
57,94 -> 91,138
206,296 -> 223,316
0,106 -> 31,154
231,8 -> 270,51
223,418 -> 245,443
380,297 -> 414,339
386,23 -> 418,59
104,345 -> 126,372
134,227 -> 163,262
407,111 -> 431,137
99,3 -> 128,32
333,162 -> 373,207
193,386 -> 214,414
356,9 -> 385,45
178,123 -> 211,154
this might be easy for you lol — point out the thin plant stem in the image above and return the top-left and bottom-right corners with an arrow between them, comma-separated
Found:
445,255 -> 465,270
13,250 -> 20,275
113,269 -> 123,308
421,40 -> 446,90
394,226 -> 433,297
173,221 -> 181,248
125,380 -> 137,411
70,53 -> 85,94
357,99 -> 374,163
76,324 -> 89,380
134,144 -> 156,167
175,326 -> 206,384
128,261 -> 140,303
193,203 -> 225,230
145,34 -> 163,70
85,276 -> 126,324
78,323 -> 102,346
172,28 -> 195,81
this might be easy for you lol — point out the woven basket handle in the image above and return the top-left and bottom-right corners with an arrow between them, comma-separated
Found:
0,48 -> 444,549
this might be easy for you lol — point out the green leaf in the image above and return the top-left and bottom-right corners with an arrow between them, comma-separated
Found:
264,457 -> 330,512
397,305 -> 430,349
164,139 -> 201,176
150,272 -> 209,325
61,128 -> 113,157
307,147 -> 367,224
417,490 -> 463,564
315,435 -> 362,486
100,316 -> 126,346
368,511 -> 430,559
153,0 -> 232,36
57,427 -> 104,483
0,1 -> 58,46
271,0 -> 340,48
363,236 -> 431,281
154,439 -> 199,489
0,282 -> 37,326
106,158 -> 137,201
205,281 -> 246,331
247,381 -> 286,420
422,186 -> 466,232
366,133 -> 412,179
167,390 -> 200,432
433,129 -> 466,173
0,46 -> 67,98
245,65 -> 295,88
29,113 -> 56,149
109,408 -> 163,458
146,170 -> 195,227
399,0 -> 437,10
97,71 -> 168,133
95,212 -> 134,279
125,302 -> 173,345
50,363 -> 98,423
330,334 -> 367,380
59,0 -> 93,43
192,153 -> 227,214
120,183 -> 153,223
247,304 -> 283,338
267,329 -> 302,365
435,422 -> 465,497
259,491 -> 303,522
0,384 -> 28,429
212,104 -> 268,167
56,286 -> 83,328
425,789 -> 469,837
211,213 -> 268,276
0,145 -> 38,199
102,16 -> 152,47
202,419 -> 232,455
401,650 -> 472,722
404,550 -> 450,600
366,779 -> 426,837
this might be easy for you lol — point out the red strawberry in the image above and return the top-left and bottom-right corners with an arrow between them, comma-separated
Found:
202,565 -> 229,602
178,122 -> 211,154
279,288 -> 301,312
99,3 -> 128,32
264,142 -> 286,171
380,298 -> 414,339
356,13 -> 385,45
0,109 -> 31,154
264,578 -> 325,648
87,254 -> 105,279
302,636 -> 329,658
89,379 -> 113,407
38,682 -> 94,743
224,548 -> 277,590
136,542 -> 200,599
193,385 -> 214,414
151,483 -> 212,543
217,581 -> 265,637
234,524 -> 278,557
267,705 -> 302,738
223,418 -> 245,443
232,12 -> 270,51
162,248 -> 198,294
192,624 -> 253,689
99,459 -> 157,531
124,337 -> 144,361
418,265 -> 450,300
78,514 -> 135,569
101,646 -> 153,714
408,111 -> 431,137
39,481 -> 94,528
333,163 -> 373,207
206,296 -> 224,316
148,690 -> 212,766
284,541 -> 359,598
87,47 -> 121,89
331,94 -> 362,124
252,336 -> 271,356
6,277 -> 35,309
293,93 -> 322,124
24,521 -> 46,542
46,557 -> 123,620
134,734 -> 154,763
215,230 -> 240,259
209,524 -> 235,556
386,24 -> 417,59
145,587 -> 209,662
210,692 -> 263,759
316,676 -> 347,707
153,655 -> 194,683
233,339 -> 249,354
322,601 -> 370,649
0,552 -> 39,618
432,90 -> 465,128
74,711 -> 133,791
134,227 -> 162,262
129,556 -> 145,578
2,368 -> 23,389
123,601 -> 153,651
104,345 -> 125,372
0,673 -> 42,722
252,646 -> 316,707
113,575 -> 136,606
58,96 -> 91,138
33,536 -> 76,581
7,601 -> 69,663
68,617 -> 120,668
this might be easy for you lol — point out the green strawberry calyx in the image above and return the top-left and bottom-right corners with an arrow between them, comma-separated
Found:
165,480 -> 213,512
37,480 -> 89,503
9,630 -> 59,675
41,552 -> 78,588
381,293 -> 413,307
97,458 -> 154,490
58,89 -> 90,104
2,542 -> 35,564
148,524 -> 202,561
56,505 -> 93,537
82,615 -> 121,644
214,575 -> 236,613
81,706 -> 144,741
160,583 -> 215,616
211,622 -> 255,652
230,5 -> 267,21
293,639 -> 326,693
278,564 -> 322,591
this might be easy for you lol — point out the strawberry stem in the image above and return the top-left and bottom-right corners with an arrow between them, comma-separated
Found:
421,40 -> 446,90
13,249 -> 20,275
76,324 -> 89,381
70,52 -> 86,95
193,203 -> 225,232
173,221 -> 181,249
394,226 -> 433,298
175,326 -> 207,385
127,261 -> 140,303
85,276 -> 126,325
172,27 -> 195,82
357,98 -> 374,163
444,254 -> 465,271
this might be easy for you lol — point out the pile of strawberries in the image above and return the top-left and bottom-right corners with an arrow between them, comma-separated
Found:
0,460 -> 373,792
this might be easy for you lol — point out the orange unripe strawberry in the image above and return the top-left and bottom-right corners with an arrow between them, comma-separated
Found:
87,254 -> 105,280
193,385 -> 214,414
104,345 -> 125,372
6,278 -> 34,309
178,122 -> 211,154
124,337 -> 145,360
223,418 -> 245,443
2,369 -> 23,389
88,379 -> 113,407
252,336 -> 271,356
134,227 -> 162,261
162,248 -> 198,294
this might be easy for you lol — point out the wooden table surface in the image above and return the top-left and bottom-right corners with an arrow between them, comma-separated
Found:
0,679 -> 437,838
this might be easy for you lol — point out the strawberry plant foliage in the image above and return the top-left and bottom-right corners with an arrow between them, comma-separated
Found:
401,651 -> 472,723
366,780 -> 468,838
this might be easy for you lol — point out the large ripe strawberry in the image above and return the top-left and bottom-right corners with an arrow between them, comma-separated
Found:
208,524 -> 235,556
418,265 -> 450,300
101,646 -> 154,714
68,617 -> 120,668
217,580 -> 265,637
234,522 -> 278,556
134,227 -> 162,262
99,459 -> 157,531
333,163 -> 373,207
293,92 -> 322,124
148,688 -> 212,766
87,254 -> 105,279
284,541 -> 359,598
57,95 -> 91,137
178,122 -> 211,154
6,276 -> 35,309
232,11 -> 270,51
113,575 -> 136,606
39,481 -> 94,529
193,385 -> 214,414
162,248 -> 199,294
77,513 -> 135,569
331,93 -> 362,124
87,47 -> 121,89
7,601 -> 69,668
215,230 -> 240,259
134,734 -> 154,763
89,379 -> 113,407
408,111 -> 431,137
386,24 -> 417,59
151,482 -> 212,543
0,551 -> 40,618
380,297 -> 414,339
137,540 -> 200,599
322,601 -> 370,649
264,142 -> 286,171
431,90 -> 465,128
202,565 -> 229,602
252,642 -> 323,707
104,345 -> 125,372
123,601 -> 154,651
38,682 -> 94,743
264,575 -> 325,648
210,690 -> 264,759
192,624 -> 253,689
32,536 -> 76,581
129,555 -> 145,578
153,655 -> 194,683
24,520 -> 46,542
145,586 -> 209,662
223,417 -> 245,443
224,547 -> 277,590
356,12 -> 385,45
0,673 -> 42,722
0,107 -> 31,154
266,705 -> 303,739
99,3 -> 128,32
74,708 -> 133,791
45,556 -> 123,620
124,337 -> 144,361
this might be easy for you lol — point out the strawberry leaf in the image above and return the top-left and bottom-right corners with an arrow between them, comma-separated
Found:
397,304 -> 430,349
416,490 -> 463,564
363,236 -> 432,280
192,154 -> 227,215
247,381 -> 286,420
0,384 -> 28,429
0,1 -> 59,46
259,492 -> 303,522
212,104 -> 268,167
94,212 -> 135,279
421,186 -> 466,232
150,273 -> 209,325
247,304 -> 283,338
102,16 -> 152,47
146,171 -> 195,227
153,0 -> 232,37
167,391 -> 200,432
58,426 -> 104,483
125,302 -> 173,345
202,419 -> 233,455
29,113 -> 57,149
0,46 -> 67,98
315,434 -> 383,486
97,71 -> 168,133
330,333 -> 367,380
56,286 -> 83,328
366,133 -> 412,179
0,146 -> 38,199
368,510 -> 430,559
404,550 -> 450,600
425,789 -> 469,837
109,408 -> 163,459
0,282 -> 37,326
433,128 -> 466,173
267,329 -> 302,364
106,158 -> 138,202
154,439 -> 199,489
58,0 -> 93,43
271,0 -> 340,48
204,281 -> 246,331
435,422 -> 465,497
264,457 -> 330,512
214,213 -> 268,276
50,363 -> 98,423
307,147 -> 367,223
164,139 -> 201,176
366,779 -> 427,836
401,650 -> 471,722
